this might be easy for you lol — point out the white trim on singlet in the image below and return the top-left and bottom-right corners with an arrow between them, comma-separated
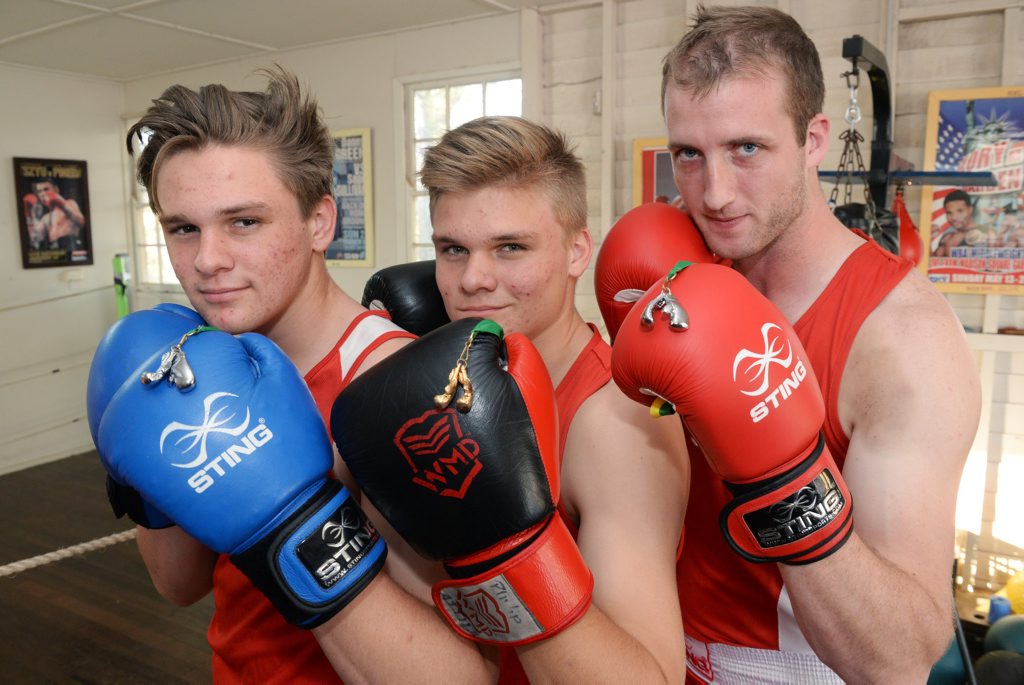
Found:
685,636 -> 843,684
338,313 -> 407,381
685,587 -> 842,684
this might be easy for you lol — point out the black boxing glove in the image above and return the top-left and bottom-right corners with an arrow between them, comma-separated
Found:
361,260 -> 449,336
331,319 -> 593,645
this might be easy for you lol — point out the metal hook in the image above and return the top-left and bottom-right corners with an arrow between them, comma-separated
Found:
842,69 -> 862,127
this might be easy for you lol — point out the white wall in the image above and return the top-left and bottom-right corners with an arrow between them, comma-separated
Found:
0,64 -> 127,474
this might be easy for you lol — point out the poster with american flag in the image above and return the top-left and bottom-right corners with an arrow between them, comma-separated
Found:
921,86 -> 1024,293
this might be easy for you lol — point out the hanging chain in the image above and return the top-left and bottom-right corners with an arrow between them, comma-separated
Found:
828,68 -> 883,239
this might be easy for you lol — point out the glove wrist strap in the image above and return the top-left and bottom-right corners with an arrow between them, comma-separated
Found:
231,480 -> 388,628
432,516 -> 593,646
719,434 -> 854,564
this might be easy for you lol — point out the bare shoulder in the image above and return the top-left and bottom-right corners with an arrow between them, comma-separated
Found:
841,268 -> 980,459
850,269 -> 974,381
571,381 -> 688,459
561,381 -> 689,520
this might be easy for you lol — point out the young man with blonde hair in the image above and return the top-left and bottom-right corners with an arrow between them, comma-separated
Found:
411,115 -> 691,682
356,115 -> 691,682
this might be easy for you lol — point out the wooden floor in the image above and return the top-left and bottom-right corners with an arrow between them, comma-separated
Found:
0,451 -> 213,683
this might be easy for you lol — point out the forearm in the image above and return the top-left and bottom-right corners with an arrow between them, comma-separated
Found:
313,573 -> 494,684
64,203 -> 85,226
136,526 -> 216,606
516,606 -> 678,685
781,534 -> 950,683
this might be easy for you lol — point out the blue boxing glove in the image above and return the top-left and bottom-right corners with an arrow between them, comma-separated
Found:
87,309 -> 387,627
90,303 -> 206,529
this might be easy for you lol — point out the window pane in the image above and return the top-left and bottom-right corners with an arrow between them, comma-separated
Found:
160,247 -> 176,285
414,194 -> 433,244
141,206 -> 159,245
141,246 -> 162,285
413,244 -> 435,262
450,83 -> 483,128
414,88 -> 447,139
414,140 -> 436,191
486,79 -> 522,116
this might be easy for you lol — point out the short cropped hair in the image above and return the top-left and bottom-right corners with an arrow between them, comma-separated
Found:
127,66 -> 333,218
943,189 -> 971,207
419,116 -> 587,236
661,5 -> 824,144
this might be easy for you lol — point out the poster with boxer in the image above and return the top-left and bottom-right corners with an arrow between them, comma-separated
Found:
328,128 -> 374,267
919,86 -> 1024,293
14,157 -> 93,269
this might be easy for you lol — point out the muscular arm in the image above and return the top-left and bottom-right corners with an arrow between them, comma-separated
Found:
781,273 -> 980,682
516,384 -> 689,683
136,526 -> 217,606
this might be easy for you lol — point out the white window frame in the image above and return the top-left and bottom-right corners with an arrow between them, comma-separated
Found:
393,63 -> 521,263
123,119 -> 184,295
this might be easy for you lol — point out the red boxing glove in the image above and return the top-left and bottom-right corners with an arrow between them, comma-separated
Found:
595,202 -> 722,341
611,262 -> 853,564
22,193 -> 40,217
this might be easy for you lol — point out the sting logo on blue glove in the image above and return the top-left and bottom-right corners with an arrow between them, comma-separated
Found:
298,500 -> 383,589
157,391 -> 275,493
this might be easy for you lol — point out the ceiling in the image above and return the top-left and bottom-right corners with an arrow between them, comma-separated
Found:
0,0 -> 566,82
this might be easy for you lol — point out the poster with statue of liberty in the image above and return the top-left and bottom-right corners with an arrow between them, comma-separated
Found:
920,87 -> 1024,294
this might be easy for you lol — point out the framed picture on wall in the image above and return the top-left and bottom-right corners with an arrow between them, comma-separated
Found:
13,157 -> 93,269
327,128 -> 374,267
919,86 -> 1024,293
632,137 -> 679,207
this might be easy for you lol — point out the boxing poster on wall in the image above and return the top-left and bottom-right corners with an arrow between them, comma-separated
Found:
919,86 -> 1024,294
328,128 -> 374,267
632,138 -> 680,207
14,157 -> 93,269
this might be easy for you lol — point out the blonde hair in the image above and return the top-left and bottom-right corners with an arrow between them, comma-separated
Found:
661,5 -> 824,144
127,66 -> 333,218
419,116 -> 587,235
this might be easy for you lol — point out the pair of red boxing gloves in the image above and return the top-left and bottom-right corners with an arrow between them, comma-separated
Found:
596,202 -> 853,564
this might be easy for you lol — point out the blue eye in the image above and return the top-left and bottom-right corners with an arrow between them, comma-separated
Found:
738,143 -> 759,156
675,148 -> 700,162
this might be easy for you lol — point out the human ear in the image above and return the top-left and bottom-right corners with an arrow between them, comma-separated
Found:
568,227 -> 593,278
805,113 -> 830,168
309,195 -> 337,252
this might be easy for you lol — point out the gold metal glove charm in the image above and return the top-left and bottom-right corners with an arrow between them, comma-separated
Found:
434,331 -> 478,412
